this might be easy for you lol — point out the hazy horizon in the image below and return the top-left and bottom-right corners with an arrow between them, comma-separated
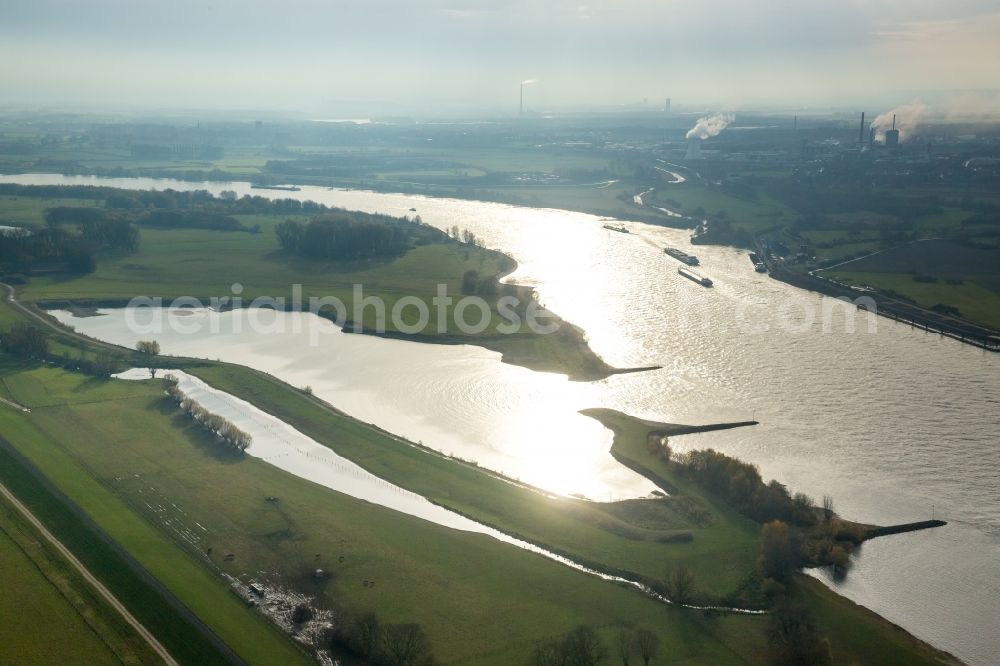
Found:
4,0 -> 1000,118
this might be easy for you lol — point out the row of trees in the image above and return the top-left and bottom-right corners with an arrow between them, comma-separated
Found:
674,448 -> 817,526
757,521 -> 835,665
0,183 -> 329,217
77,216 -> 140,252
0,323 -> 49,359
0,226 -> 101,273
330,610 -> 435,665
275,215 -> 412,261
164,376 -> 252,453
1,323 -> 127,378
529,625 -> 659,666
47,205 -> 248,234
617,628 -> 659,666
447,225 -> 484,247
137,209 -> 251,232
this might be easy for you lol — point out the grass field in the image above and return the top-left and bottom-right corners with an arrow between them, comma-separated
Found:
0,360 -> 952,664
0,435 -> 236,665
190,363 -> 759,599
0,408 -> 310,665
0,195 -> 101,227
580,408 -> 952,666
0,360 -> 766,664
649,188 -> 792,233
0,167 -> 965,663
3,193 -> 613,378
812,241 -> 882,262
827,271 -> 1000,329
0,499 -> 124,665
0,292 -> 954,663
823,239 -> 1000,329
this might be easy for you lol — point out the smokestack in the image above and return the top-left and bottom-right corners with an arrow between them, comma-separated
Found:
685,138 -> 702,160
859,112 -> 865,145
892,114 -> 896,131
518,79 -> 538,116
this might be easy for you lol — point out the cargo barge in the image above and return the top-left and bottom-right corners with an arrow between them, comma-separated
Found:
602,223 -> 630,234
664,247 -> 699,265
250,184 -> 302,192
678,267 -> 713,287
749,252 -> 767,272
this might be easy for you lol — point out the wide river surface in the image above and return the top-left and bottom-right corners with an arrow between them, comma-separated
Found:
5,173 -> 999,664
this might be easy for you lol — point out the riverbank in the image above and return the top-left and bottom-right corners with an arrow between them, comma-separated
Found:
0,182 -> 628,379
340,317 -> 660,381
0,281 -> 959,663
0,316 -> 768,662
766,261 -> 999,352
580,407 -> 957,665
0,173 -> 990,662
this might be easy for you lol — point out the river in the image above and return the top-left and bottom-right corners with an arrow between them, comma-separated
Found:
4,173 -> 999,664
111,368 -> 703,609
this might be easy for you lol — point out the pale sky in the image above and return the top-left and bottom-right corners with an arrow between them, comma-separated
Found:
3,0 -> 999,114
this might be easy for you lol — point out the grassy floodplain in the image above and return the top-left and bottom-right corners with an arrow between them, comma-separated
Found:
0,182 -> 960,663
0,374 -> 309,665
0,493 -> 139,665
0,286 -> 955,663
0,359 -> 765,664
5,120 -> 999,335
581,408 -> 956,666
822,239 -> 1000,329
2,190 -> 619,379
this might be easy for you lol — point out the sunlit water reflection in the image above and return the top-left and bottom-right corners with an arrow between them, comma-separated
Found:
53,307 -> 645,500
7,173 -> 1000,665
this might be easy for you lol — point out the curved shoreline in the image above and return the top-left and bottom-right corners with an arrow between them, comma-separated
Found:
0,175 -> 975,661
32,295 -> 658,382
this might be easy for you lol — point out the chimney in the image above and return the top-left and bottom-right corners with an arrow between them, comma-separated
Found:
685,138 -> 702,160
859,111 -> 865,145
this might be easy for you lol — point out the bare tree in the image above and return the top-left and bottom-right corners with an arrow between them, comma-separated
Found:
352,611 -> 382,660
766,599 -> 832,665
382,623 -> 433,666
664,563 -> 696,604
822,495 -> 835,523
617,629 -> 634,666
529,638 -> 563,666
634,629 -> 659,666
92,350 -> 121,377
561,625 -> 606,666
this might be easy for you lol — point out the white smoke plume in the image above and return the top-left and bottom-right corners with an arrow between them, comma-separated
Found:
871,101 -> 926,143
521,78 -> 539,85
685,112 -> 734,140
942,93 -> 1000,121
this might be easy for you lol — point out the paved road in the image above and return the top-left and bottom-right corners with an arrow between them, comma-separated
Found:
2,283 -> 117,346
0,395 -> 29,412
0,473 -> 177,665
